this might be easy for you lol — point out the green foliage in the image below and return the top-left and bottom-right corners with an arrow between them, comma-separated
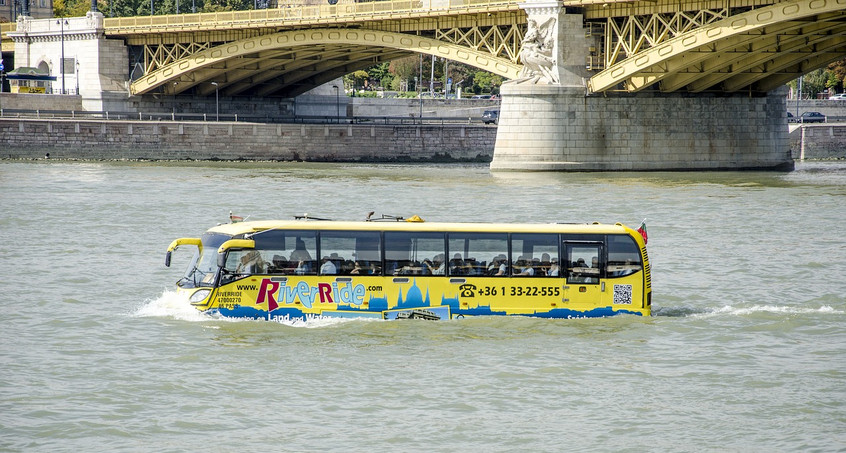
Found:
826,58 -> 846,91
472,71 -> 503,94
54,0 -> 96,16
367,62 -> 391,84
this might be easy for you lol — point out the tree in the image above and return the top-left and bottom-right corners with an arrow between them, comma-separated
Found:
54,0 -> 95,16
388,56 -> 417,91
827,58 -> 846,91
344,70 -> 369,90
472,70 -> 503,94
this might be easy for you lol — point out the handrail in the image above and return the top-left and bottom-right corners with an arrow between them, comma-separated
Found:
0,108 -> 496,125
103,0 -> 523,33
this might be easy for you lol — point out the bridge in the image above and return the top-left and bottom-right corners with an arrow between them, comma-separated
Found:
2,0 -> 845,170
5,0 -> 843,97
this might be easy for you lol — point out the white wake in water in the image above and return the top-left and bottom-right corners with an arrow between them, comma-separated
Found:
134,290 -> 381,328
697,304 -> 843,318
134,289 -> 212,322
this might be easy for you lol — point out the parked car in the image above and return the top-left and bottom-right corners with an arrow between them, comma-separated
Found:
829,93 -> 846,100
482,110 -> 499,124
786,112 -> 797,123
800,112 -> 826,123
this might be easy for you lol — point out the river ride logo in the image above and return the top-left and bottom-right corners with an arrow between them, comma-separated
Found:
256,278 -> 366,311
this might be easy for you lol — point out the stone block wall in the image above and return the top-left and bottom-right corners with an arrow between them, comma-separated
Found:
0,119 -> 496,162
492,84 -> 792,171
789,124 -> 846,159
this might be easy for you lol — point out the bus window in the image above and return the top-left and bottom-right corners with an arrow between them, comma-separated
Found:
565,243 -> 603,284
319,231 -> 381,275
385,231 -> 445,276
510,233 -> 558,277
447,232 -> 508,276
606,234 -> 643,278
252,230 -> 317,275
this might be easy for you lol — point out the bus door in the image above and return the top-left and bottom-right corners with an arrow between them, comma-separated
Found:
563,241 -> 604,309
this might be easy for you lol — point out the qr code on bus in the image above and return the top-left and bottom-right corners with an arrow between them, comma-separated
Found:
613,284 -> 633,305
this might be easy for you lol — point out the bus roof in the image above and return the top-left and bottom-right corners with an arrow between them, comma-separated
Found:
205,219 -> 636,236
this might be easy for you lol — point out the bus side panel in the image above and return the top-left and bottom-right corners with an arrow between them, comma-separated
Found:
598,273 -> 649,316
210,274 -> 648,320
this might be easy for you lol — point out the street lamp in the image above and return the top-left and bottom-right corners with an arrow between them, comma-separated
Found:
211,82 -> 219,121
75,60 -> 79,95
429,56 -> 435,97
57,19 -> 68,95
332,85 -> 340,123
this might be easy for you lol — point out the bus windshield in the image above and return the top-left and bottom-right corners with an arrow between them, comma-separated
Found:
179,232 -> 231,288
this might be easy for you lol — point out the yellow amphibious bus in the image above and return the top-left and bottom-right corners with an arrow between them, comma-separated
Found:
165,216 -> 651,320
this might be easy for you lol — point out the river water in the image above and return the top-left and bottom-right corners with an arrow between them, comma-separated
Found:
1,160 -> 844,452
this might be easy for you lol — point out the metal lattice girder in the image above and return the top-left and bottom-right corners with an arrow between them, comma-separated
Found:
144,42 -> 210,74
604,8 -> 729,68
589,0 -> 846,93
434,24 -> 525,63
131,28 -> 522,97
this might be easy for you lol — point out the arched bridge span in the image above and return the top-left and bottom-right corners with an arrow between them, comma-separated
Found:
590,0 -> 846,93
132,28 -> 523,97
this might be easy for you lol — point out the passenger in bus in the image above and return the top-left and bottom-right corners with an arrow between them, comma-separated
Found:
547,259 -> 560,276
319,256 -> 337,275
540,253 -> 552,274
514,257 -> 535,276
448,253 -> 465,275
237,250 -> 266,274
268,254 -> 292,274
289,239 -> 312,261
488,254 -> 507,276
289,239 -> 314,275
424,254 -> 446,275
351,261 -> 379,275
463,257 -> 481,275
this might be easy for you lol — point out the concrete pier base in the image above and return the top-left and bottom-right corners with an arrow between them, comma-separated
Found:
491,84 -> 794,172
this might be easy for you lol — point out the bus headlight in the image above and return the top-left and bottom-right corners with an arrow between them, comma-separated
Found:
189,289 -> 211,304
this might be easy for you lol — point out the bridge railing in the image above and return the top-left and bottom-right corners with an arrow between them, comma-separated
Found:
104,0 -> 521,32
0,108 -> 495,125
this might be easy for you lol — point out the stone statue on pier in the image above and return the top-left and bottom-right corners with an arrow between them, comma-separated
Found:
518,17 -> 559,85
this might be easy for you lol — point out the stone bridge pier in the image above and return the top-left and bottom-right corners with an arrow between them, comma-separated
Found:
491,0 -> 792,172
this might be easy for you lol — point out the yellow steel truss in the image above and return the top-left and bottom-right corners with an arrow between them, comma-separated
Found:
603,8 -> 729,68
434,24 -> 525,63
131,28 -> 522,96
588,0 -> 846,93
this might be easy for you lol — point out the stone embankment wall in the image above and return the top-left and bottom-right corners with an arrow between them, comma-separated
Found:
0,118 -> 496,162
786,100 -> 846,122
0,93 -> 83,111
1,92 -> 500,120
789,124 -> 846,159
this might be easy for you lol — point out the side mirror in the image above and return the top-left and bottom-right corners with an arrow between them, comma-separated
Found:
165,237 -> 202,268
217,252 -> 227,269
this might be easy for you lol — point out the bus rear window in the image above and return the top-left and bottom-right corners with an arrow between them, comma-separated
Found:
606,234 -> 643,278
